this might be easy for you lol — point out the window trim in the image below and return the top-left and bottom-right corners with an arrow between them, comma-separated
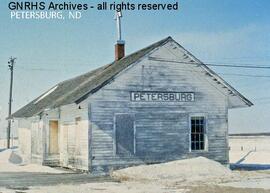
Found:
188,113 -> 208,152
113,113 -> 136,156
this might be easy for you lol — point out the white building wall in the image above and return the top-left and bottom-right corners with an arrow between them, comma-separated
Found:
18,118 -> 31,163
58,103 -> 89,171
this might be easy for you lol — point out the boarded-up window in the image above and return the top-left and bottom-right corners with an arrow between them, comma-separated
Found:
190,116 -> 205,151
49,120 -> 59,154
115,114 -> 135,155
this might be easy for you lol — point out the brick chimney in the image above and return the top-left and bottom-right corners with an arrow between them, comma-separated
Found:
114,11 -> 125,61
115,40 -> 125,61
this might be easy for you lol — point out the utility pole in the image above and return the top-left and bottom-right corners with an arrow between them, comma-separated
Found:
7,57 -> 16,149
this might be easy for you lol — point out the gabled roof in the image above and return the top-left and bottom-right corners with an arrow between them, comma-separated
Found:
11,36 -> 252,119
171,40 -> 253,108
11,37 -> 172,118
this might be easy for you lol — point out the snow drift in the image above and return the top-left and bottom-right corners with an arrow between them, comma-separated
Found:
0,148 -> 66,173
112,157 -> 236,184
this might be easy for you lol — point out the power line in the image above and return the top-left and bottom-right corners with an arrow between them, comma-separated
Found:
254,103 -> 270,106
206,56 -> 270,60
219,73 -> 270,78
252,97 -> 270,101
148,57 -> 270,69
1,58 -> 270,70
2,64 -> 270,79
1,64 -> 96,72
206,63 -> 270,69
205,61 -> 270,66
17,66 -> 57,72
254,97 -> 270,100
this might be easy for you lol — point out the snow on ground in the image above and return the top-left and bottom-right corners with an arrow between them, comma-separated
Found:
3,181 -> 270,193
0,136 -> 269,192
0,139 -> 18,150
230,151 -> 270,165
0,182 -> 190,193
0,148 -> 66,173
112,157 -> 237,185
0,155 -> 269,192
220,170 -> 270,190
111,156 -> 270,191
222,178 -> 270,190
229,136 -> 270,164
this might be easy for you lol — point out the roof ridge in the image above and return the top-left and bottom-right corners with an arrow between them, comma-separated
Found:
53,36 -> 173,106
116,36 -> 172,62
55,36 -> 172,86
11,36 -> 173,118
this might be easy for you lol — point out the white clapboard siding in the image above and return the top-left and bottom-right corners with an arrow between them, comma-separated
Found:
83,41 -> 229,171
58,104 -> 89,170
18,118 -> 31,162
25,104 -> 90,170
30,118 -> 44,164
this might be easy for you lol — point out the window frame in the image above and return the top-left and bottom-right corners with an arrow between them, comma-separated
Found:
189,113 -> 208,152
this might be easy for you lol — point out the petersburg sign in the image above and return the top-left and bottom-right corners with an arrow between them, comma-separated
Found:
130,91 -> 195,102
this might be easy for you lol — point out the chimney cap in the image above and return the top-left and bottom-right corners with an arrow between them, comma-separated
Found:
117,40 -> 125,45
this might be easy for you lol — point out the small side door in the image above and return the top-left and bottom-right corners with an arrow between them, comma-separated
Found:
115,114 -> 135,156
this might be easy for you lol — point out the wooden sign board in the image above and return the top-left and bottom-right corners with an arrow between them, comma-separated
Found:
130,91 -> 195,102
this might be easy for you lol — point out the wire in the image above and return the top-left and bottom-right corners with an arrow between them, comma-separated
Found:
206,63 -> 270,69
253,98 -> 270,101
0,64 -> 91,71
2,64 -> 270,79
17,66 -> 57,72
254,102 -> 270,106
219,73 -> 270,78
148,57 -> 270,69
1,57 -> 270,70
254,97 -> 270,100
206,56 -> 270,60
205,61 -> 270,66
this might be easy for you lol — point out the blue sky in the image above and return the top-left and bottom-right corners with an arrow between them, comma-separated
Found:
0,0 -> 270,137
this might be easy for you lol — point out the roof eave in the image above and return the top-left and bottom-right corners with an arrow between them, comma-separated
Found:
170,39 -> 253,108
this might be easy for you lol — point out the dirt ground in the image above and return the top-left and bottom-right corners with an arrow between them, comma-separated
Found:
188,185 -> 270,193
0,170 -> 270,193
1,181 -> 270,193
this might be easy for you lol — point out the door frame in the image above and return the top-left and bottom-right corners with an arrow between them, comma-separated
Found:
48,119 -> 60,155
113,113 -> 136,156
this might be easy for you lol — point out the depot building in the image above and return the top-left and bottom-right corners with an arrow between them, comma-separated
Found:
11,37 -> 252,172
